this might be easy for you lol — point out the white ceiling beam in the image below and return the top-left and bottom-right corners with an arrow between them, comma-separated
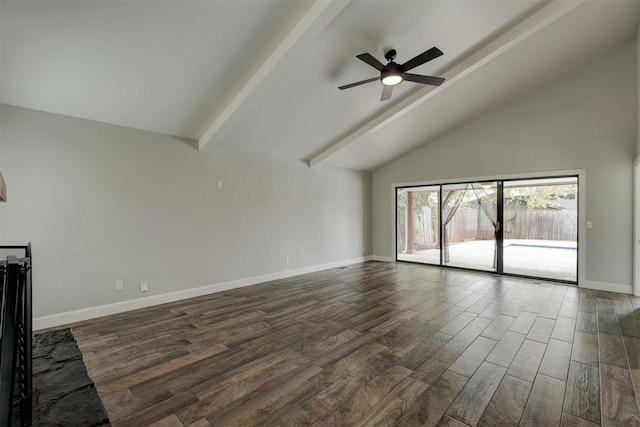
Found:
308,0 -> 587,168
199,0 -> 350,151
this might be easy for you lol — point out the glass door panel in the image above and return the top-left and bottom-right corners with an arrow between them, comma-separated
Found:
397,186 -> 440,264
442,182 -> 498,271
503,177 -> 578,282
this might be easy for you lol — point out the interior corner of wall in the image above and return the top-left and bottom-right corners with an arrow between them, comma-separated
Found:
372,255 -> 394,262
580,279 -> 633,295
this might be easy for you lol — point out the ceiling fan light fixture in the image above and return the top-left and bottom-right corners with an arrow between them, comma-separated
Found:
381,72 -> 403,86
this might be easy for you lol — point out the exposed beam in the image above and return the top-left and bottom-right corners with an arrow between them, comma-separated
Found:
308,0 -> 586,168
199,0 -> 350,151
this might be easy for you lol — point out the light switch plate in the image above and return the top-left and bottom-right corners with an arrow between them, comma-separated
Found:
139,281 -> 149,292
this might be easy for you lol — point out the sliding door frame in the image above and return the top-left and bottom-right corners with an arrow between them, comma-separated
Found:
392,169 -> 585,285
497,180 -> 504,275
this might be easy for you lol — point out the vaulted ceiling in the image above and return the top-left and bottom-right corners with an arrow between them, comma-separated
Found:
2,0 -> 639,172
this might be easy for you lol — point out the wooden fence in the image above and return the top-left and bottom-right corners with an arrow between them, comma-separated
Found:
503,209 -> 577,241
398,207 -> 577,252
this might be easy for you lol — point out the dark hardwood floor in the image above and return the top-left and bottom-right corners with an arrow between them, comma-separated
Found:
68,261 -> 640,426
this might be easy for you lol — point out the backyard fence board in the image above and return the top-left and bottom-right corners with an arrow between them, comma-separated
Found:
398,208 -> 577,253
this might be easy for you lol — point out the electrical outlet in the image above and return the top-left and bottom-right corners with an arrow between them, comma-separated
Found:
139,281 -> 149,292
586,221 -> 592,229
217,181 -> 223,189
115,280 -> 124,291
285,256 -> 290,264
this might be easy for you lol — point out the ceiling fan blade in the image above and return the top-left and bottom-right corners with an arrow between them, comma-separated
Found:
404,73 -> 446,86
402,47 -> 443,72
356,53 -> 385,71
338,77 -> 380,90
380,84 -> 393,101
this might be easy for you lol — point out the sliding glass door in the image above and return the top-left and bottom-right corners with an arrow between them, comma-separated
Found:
396,175 -> 578,283
502,177 -> 578,281
397,186 -> 440,264
442,182 -> 498,272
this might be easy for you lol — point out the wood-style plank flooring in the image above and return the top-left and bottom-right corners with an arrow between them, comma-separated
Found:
69,262 -> 640,426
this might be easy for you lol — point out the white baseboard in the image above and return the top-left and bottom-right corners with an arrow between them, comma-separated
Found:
580,280 -> 632,294
34,256 -> 373,331
372,255 -> 394,262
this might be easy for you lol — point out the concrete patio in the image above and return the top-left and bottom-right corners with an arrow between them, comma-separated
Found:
398,239 -> 577,282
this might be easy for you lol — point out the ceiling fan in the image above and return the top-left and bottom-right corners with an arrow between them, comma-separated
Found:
338,47 -> 445,101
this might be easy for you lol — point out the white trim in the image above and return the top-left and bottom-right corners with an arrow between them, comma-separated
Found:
34,256 -> 372,331
580,280 -> 632,295
390,169 -> 586,285
372,255 -> 394,262
392,180 -> 397,263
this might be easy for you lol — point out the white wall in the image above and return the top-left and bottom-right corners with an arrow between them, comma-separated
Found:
637,25 -> 640,158
0,109 -> 3,242
634,28 -> 639,295
0,105 -> 372,320
0,0 -> 4,242
373,40 -> 636,291
0,106 -> 3,243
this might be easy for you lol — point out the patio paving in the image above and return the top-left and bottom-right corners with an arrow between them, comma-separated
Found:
398,239 -> 577,282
